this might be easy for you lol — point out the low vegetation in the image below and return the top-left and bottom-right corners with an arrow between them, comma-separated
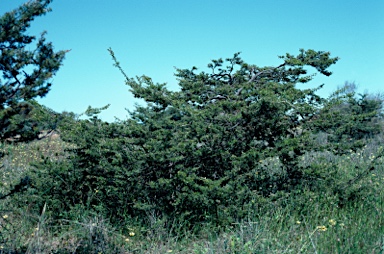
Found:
1,133 -> 383,253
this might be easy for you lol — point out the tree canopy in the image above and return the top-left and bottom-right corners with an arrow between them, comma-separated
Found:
0,0 -> 66,141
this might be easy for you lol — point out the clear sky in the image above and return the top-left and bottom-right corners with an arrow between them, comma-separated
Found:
1,0 -> 383,122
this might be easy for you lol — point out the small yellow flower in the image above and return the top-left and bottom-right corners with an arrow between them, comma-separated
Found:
124,238 -> 130,242
296,221 -> 301,224
316,225 -> 327,232
167,250 -> 173,253
2,215 -> 8,219
129,232 -> 135,237
329,219 -> 336,226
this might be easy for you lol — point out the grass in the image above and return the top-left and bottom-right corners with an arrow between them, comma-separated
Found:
0,135 -> 383,253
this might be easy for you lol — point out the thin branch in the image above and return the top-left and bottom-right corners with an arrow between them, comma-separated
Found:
248,63 -> 286,83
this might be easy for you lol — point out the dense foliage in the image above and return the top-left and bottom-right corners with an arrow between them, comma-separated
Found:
0,0 -> 66,142
30,49 -> 383,227
0,2 -> 383,252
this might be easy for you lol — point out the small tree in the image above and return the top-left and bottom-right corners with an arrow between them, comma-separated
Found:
33,49 -> 382,228
0,0 -> 67,201
106,49 -> 381,223
0,0 -> 67,141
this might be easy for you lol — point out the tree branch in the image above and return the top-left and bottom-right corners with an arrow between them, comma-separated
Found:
248,63 -> 286,83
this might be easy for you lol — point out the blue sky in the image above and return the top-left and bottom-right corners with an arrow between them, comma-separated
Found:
1,0 -> 384,122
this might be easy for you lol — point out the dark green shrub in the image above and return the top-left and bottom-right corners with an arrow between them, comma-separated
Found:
31,49 -> 382,229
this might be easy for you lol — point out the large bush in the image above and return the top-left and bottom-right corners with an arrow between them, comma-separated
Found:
31,49 -> 383,227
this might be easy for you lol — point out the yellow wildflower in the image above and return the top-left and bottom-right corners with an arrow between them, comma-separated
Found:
296,221 -> 301,224
129,232 -> 135,237
316,225 -> 327,231
329,219 -> 336,226
2,215 -> 8,219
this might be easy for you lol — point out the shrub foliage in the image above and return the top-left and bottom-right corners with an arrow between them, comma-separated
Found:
1,2 -> 383,251
31,49 -> 383,226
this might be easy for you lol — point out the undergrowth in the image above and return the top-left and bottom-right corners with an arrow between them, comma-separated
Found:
0,135 -> 383,253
